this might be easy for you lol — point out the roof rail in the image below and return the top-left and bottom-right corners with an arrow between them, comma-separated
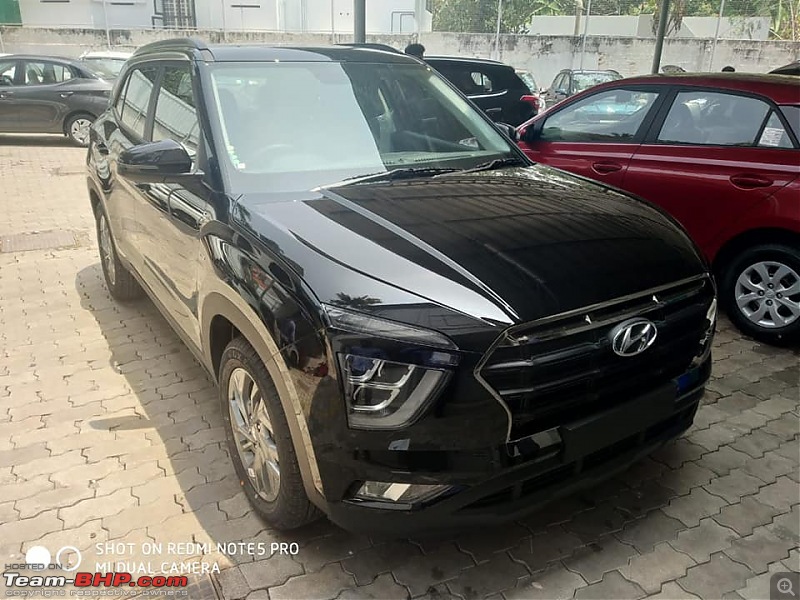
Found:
132,37 -> 209,56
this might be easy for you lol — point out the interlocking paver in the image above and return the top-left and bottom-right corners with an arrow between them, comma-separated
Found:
741,453 -> 797,484
446,553 -> 529,598
619,542 -> 696,594
704,469 -> 765,504
216,566 -> 255,600
269,562 -> 356,600
730,428 -> 784,458
670,517 -> 738,563
663,488 -> 728,528
573,570 -> 645,600
657,462 -> 716,496
342,541 -> 425,586
713,496 -> 784,536
613,481 -> 674,519
678,552 -> 754,598
754,476 -> 798,512
645,581 -> 700,599
510,525 -> 584,572
338,573 -> 411,599
504,563 -> 587,600
392,543 -> 474,596
697,446 -> 753,475
724,524 -> 798,575
563,536 -> 639,584
616,510 -> 686,553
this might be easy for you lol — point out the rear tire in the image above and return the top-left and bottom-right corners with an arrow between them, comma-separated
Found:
95,207 -> 143,301
219,336 -> 321,530
66,113 -> 93,147
720,243 -> 800,346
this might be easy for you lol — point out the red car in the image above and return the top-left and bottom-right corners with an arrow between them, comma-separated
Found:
517,73 -> 800,345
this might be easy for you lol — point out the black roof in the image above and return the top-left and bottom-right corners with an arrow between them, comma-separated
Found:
132,38 -> 417,64
425,55 -> 510,67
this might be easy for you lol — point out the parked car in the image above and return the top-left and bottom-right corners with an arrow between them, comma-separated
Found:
770,61 -> 800,77
426,56 -> 540,125
0,54 -> 112,145
88,39 -> 716,534
516,69 -> 545,113
79,50 -> 133,77
542,69 -> 623,107
517,73 -> 800,344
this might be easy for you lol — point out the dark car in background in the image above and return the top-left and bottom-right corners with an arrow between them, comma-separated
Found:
770,61 -> 800,76
88,39 -> 716,534
542,69 -> 622,107
518,73 -> 800,345
0,55 -> 112,145
427,56 -> 540,125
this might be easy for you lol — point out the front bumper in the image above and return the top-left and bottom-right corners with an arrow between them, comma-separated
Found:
323,359 -> 708,534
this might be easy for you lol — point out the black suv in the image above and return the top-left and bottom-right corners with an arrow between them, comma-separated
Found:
426,56 -> 539,125
87,39 -> 716,534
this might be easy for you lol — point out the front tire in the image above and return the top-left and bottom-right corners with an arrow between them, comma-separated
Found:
721,243 -> 800,346
66,113 -> 93,147
219,337 -> 320,530
95,207 -> 143,301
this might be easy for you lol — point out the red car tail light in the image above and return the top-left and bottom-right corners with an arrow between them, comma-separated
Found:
520,95 -> 541,112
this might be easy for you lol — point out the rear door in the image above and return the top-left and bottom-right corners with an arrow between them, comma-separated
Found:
519,85 -> 665,188
625,89 -> 800,253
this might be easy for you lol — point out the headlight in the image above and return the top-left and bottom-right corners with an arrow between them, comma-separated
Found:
338,353 -> 449,429
324,305 -> 458,429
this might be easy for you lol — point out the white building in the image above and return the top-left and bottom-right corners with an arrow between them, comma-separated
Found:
17,0 -> 432,33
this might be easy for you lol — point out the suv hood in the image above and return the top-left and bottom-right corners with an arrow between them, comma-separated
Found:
237,165 -> 706,328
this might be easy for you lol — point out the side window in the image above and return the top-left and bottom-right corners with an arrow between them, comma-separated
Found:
21,61 -> 72,85
469,71 -> 493,93
541,88 -> 659,142
152,65 -> 200,155
119,67 -> 158,140
0,61 -> 16,86
657,91 -> 770,146
551,73 -> 565,91
757,111 -> 793,149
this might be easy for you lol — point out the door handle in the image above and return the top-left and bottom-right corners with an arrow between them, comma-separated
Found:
95,142 -> 109,156
592,161 -> 623,174
59,92 -> 74,98
0,92 -> 13,99
730,174 -> 773,189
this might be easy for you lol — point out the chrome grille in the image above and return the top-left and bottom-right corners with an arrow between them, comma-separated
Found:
477,276 -> 715,441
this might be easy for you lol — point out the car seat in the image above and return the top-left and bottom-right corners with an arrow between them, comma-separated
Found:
660,103 -> 703,144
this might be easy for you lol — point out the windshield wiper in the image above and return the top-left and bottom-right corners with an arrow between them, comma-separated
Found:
454,156 -> 528,174
338,167 -> 458,185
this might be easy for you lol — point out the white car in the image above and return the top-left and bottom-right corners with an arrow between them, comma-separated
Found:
78,50 -> 132,77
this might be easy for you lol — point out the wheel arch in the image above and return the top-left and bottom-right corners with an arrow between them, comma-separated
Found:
201,291 -> 326,502
712,228 -> 800,280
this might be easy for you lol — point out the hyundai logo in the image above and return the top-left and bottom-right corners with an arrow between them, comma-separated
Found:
610,318 -> 658,356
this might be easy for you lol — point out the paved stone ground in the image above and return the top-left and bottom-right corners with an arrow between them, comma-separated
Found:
0,136 -> 798,600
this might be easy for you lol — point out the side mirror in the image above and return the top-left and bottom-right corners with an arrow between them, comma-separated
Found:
118,139 -> 193,183
495,122 -> 518,141
520,121 -> 542,143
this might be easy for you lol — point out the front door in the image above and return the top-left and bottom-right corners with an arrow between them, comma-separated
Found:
13,60 -> 77,132
625,89 -> 800,252
0,59 -> 20,130
135,62 -> 209,347
519,86 -> 665,188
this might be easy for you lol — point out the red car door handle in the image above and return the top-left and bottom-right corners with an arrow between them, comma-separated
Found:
730,174 -> 773,189
592,161 -> 623,174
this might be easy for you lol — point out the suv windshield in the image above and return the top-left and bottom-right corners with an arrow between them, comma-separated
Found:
209,61 -> 516,192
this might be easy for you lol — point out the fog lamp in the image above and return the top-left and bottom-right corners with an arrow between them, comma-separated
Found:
355,481 -> 452,504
